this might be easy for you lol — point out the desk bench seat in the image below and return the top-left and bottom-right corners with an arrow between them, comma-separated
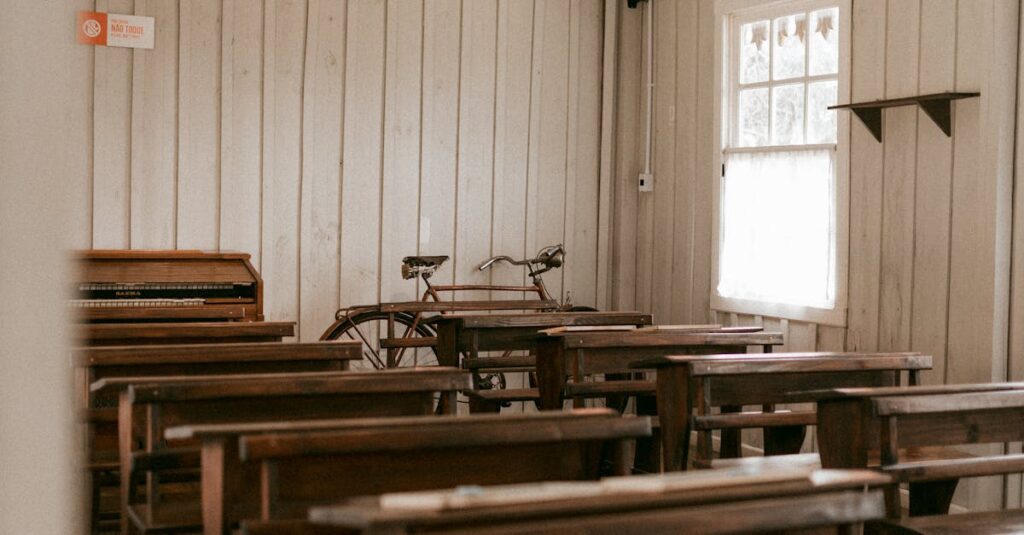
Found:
871,508 -> 1024,534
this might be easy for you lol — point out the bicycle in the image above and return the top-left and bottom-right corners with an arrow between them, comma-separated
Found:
320,244 -> 594,377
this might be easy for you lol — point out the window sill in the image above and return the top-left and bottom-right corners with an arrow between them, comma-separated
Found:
711,294 -> 847,327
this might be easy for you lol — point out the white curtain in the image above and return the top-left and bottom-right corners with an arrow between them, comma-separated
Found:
718,148 -> 836,308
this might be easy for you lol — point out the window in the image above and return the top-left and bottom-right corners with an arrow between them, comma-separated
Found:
713,0 -> 849,325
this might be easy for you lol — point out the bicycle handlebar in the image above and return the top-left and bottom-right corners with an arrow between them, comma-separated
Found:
478,244 -> 565,273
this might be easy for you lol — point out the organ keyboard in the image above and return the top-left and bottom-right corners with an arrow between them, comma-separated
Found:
74,250 -> 264,322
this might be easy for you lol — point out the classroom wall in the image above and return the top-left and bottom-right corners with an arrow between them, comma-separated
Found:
74,0 -> 611,340
612,0 -> 1020,510
0,1 -> 89,531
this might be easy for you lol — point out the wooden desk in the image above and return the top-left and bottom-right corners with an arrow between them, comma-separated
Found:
78,340 -> 361,407
433,311 -> 653,366
535,329 -> 783,411
105,368 -> 471,534
78,340 -> 361,533
167,408 -> 650,535
635,352 -> 931,471
815,383 -> 1024,518
433,311 -> 652,412
535,328 -> 781,472
305,468 -> 889,535
79,320 -> 295,346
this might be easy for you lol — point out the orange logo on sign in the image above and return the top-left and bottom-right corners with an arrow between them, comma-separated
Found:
77,12 -> 107,46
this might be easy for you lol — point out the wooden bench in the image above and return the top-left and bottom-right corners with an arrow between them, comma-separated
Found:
98,367 -> 471,534
431,311 -> 652,412
535,327 -> 782,472
633,352 -> 932,471
79,320 -> 295,346
77,340 -> 362,407
303,468 -> 889,535
165,408 -> 650,535
815,383 -> 1024,522
77,340 -> 360,534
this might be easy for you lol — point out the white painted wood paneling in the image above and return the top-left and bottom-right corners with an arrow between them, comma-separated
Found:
219,0 -> 264,268
261,0 -> 306,333
455,0 -> 497,301
81,0 -> 607,342
299,0 -> 345,340
93,0 -> 133,249
379,0 -> 422,304
177,0 -> 222,250
625,0 -> 1021,511
131,0 -> 178,248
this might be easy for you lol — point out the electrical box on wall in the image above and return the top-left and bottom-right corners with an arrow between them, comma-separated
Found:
639,173 -> 654,192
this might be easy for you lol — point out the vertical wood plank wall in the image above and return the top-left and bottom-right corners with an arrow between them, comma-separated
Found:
617,0 -> 1020,510
76,0 -> 609,341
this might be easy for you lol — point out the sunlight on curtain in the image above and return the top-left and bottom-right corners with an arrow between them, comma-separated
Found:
718,148 -> 836,308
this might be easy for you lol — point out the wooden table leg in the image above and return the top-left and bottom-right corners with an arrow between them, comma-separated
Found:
656,367 -> 691,472
633,394 -> 660,473
535,341 -> 566,411
434,323 -> 459,413
719,405 -> 743,459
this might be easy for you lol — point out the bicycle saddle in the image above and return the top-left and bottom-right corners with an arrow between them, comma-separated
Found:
402,255 -> 449,268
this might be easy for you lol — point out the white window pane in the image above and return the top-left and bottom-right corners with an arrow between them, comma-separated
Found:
740,20 -> 770,84
738,88 -> 769,147
719,149 -> 835,308
772,83 -> 805,145
809,8 -> 839,76
772,13 -> 806,80
807,80 -> 838,144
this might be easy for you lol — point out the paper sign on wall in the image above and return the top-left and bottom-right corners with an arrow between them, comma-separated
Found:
77,11 -> 154,49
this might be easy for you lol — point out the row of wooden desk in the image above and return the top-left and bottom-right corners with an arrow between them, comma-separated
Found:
76,310 -> 1024,535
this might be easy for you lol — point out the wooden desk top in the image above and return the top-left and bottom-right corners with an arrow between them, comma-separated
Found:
632,352 -> 931,375
92,367 -> 471,400
307,468 -> 888,529
76,340 -> 361,366
80,321 -> 295,342
239,409 -> 652,460
433,311 -> 652,329
541,329 -> 784,349
801,382 -> 1024,402
167,408 -> 650,446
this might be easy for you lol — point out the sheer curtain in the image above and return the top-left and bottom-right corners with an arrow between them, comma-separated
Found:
718,148 -> 836,309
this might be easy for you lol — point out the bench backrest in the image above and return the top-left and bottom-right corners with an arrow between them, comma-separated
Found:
79,320 -> 296,346
118,368 -> 470,450
543,330 -> 784,376
662,352 -> 930,408
79,340 -> 361,407
817,383 -> 1024,474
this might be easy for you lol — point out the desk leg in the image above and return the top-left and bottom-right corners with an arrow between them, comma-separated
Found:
657,367 -> 691,472
536,343 -> 565,411
435,324 -> 459,413
633,394 -> 660,473
719,405 -> 743,459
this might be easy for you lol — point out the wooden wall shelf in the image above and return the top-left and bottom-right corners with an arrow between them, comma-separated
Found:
829,92 -> 980,142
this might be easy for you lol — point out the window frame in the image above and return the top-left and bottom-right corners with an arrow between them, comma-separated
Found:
711,0 -> 852,326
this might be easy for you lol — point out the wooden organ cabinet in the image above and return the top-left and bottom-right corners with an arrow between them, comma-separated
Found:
73,250 -> 294,345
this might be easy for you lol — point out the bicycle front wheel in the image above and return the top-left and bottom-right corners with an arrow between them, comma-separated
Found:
322,310 -> 439,371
